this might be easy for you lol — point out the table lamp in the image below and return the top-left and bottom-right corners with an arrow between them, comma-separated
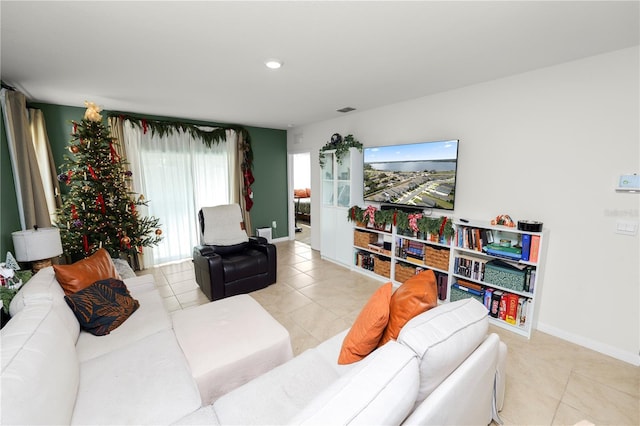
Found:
12,227 -> 63,273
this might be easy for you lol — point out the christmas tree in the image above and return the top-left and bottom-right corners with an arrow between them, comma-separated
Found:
55,102 -> 162,262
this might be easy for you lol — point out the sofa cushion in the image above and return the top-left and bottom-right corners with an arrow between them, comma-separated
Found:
201,204 -> 249,246
72,329 -> 201,425
9,266 -> 80,342
64,278 -> 140,336
1,301 -> 79,425
53,248 -> 120,295
74,277 -> 172,362
338,282 -> 391,364
379,269 -> 438,346
290,341 -> 419,426
397,298 -> 489,406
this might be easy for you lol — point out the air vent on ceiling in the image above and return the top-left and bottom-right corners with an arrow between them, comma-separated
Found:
336,107 -> 356,113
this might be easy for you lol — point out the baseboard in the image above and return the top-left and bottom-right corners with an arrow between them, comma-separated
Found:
271,236 -> 290,243
537,321 -> 640,366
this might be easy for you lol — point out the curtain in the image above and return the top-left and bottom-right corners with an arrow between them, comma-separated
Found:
123,121 -> 229,266
0,89 -> 50,230
29,108 -> 61,222
236,131 -> 252,233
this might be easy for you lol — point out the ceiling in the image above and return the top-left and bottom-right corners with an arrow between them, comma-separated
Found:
2,1 -> 639,130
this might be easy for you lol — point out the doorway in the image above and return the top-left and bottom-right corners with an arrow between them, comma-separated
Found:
292,152 -> 311,245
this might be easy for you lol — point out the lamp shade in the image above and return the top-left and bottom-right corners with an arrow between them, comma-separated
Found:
12,227 -> 63,262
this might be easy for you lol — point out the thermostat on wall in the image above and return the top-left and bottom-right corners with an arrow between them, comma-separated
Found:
617,174 -> 640,192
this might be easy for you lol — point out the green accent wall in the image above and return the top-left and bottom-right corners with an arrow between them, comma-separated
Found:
0,102 -> 288,261
246,126 -> 288,237
0,104 -> 21,255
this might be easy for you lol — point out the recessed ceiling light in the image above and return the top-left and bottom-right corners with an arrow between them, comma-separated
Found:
265,59 -> 283,69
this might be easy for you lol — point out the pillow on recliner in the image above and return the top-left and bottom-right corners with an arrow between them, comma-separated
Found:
201,205 -> 249,246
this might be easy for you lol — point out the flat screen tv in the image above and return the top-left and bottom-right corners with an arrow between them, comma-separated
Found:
363,139 -> 459,211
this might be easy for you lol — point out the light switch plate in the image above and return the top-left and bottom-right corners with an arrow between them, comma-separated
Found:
615,220 -> 638,236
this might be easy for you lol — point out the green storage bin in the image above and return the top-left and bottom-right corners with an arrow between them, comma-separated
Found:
484,260 -> 526,292
450,286 -> 484,304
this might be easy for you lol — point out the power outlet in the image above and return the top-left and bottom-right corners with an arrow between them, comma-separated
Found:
272,220 -> 277,228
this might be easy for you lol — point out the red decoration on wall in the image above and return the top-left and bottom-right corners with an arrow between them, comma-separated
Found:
243,168 -> 255,211
245,187 -> 253,211
244,168 -> 255,186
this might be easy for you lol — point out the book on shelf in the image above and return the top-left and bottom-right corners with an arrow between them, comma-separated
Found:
456,279 -> 484,293
528,269 -> 536,293
456,226 -> 495,251
529,235 -> 540,263
505,293 -> 519,325
452,282 -> 484,297
521,234 -> 531,262
490,290 -> 503,318
483,244 -> 522,261
484,288 -> 494,311
436,273 -> 448,301
454,255 -> 488,281
498,293 -> 507,321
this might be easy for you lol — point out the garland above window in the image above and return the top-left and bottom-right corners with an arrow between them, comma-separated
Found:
107,112 -> 256,210
319,133 -> 362,167
107,112 -> 253,163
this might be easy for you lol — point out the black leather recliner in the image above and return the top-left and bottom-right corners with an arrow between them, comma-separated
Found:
193,208 -> 277,301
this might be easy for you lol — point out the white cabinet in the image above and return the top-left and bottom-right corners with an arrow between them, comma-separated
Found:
320,148 -> 363,266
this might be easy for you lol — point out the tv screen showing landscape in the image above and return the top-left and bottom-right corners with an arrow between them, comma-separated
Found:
363,139 -> 459,210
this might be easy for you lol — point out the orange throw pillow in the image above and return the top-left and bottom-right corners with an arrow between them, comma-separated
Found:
378,270 -> 438,347
338,282 -> 392,365
53,248 -> 120,295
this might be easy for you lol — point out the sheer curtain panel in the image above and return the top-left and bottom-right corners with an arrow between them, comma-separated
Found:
123,121 -> 230,266
29,108 -> 62,222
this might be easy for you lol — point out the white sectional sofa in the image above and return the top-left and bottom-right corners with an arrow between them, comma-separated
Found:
1,265 -> 506,425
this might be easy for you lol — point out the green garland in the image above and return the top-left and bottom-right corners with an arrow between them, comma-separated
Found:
107,112 -> 253,166
319,134 -> 363,167
347,205 -> 455,241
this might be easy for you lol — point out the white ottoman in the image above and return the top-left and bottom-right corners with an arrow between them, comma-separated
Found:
172,294 -> 293,405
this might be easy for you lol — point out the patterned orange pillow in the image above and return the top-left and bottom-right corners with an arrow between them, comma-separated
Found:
378,270 -> 438,347
64,278 -> 139,336
53,248 -> 120,295
338,282 -> 392,364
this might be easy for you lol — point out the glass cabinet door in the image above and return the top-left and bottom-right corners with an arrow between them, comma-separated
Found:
322,152 -> 335,206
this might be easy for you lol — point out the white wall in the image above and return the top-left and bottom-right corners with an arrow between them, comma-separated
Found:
292,153 -> 311,189
288,47 -> 639,365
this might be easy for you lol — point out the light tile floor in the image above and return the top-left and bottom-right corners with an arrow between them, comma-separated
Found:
138,240 -> 639,426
